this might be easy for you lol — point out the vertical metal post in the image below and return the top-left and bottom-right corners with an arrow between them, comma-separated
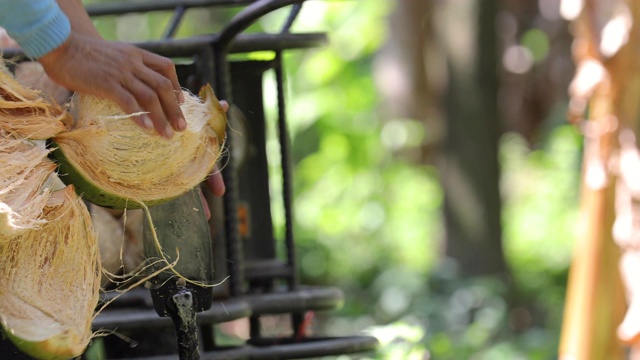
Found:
274,51 -> 297,290
162,5 -> 187,39
214,45 -> 245,297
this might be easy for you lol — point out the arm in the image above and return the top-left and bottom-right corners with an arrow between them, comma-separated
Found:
38,0 -> 185,138
55,0 -> 101,38
0,0 -> 185,139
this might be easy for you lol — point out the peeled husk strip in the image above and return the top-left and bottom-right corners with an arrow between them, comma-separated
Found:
0,185 -> 100,359
91,204 -> 125,286
53,86 -> 226,208
0,63 -> 69,139
91,206 -> 147,288
0,135 -> 56,238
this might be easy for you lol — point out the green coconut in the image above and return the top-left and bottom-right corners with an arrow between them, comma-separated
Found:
52,85 -> 226,209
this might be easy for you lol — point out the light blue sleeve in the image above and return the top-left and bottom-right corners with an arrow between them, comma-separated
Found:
0,0 -> 71,59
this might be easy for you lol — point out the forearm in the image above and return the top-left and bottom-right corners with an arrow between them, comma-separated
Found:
56,0 -> 101,39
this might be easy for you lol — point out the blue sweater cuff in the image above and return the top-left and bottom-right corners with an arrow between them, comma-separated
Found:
0,0 -> 71,59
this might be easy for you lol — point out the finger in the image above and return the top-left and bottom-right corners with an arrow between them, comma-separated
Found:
110,83 -> 154,131
205,167 -> 225,197
220,100 -> 229,113
124,77 -> 173,138
141,51 -> 184,103
136,67 -> 187,133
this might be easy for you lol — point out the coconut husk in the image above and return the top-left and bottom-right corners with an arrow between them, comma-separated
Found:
0,135 -> 56,239
92,205 -> 145,287
53,85 -> 226,208
0,185 -> 100,359
0,63 -> 69,139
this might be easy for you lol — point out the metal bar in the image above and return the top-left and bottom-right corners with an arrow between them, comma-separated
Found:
168,289 -> 200,360
162,5 -> 187,39
217,0 -> 306,51
1,33 -> 327,60
86,0 -> 257,17
124,336 -> 379,360
250,316 -> 262,339
212,42 -> 246,297
227,32 -> 327,53
274,51 -> 298,289
243,286 -> 344,315
280,3 -> 303,33
142,33 -> 326,56
201,325 -> 216,352
92,298 -> 251,330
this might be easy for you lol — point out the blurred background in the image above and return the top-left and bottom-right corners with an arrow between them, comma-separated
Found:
87,0 -> 582,358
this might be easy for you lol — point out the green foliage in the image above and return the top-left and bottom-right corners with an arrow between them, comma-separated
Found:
266,1 -> 441,288
258,1 -> 581,358
521,28 -> 550,63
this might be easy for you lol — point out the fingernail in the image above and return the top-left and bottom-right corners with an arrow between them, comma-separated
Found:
177,117 -> 187,131
164,123 -> 174,139
142,116 -> 153,130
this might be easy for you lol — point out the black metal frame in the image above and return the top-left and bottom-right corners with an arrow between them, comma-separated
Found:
3,1 -> 378,359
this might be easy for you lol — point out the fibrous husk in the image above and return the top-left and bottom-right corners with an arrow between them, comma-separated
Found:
0,135 -> 56,239
92,206 -> 145,287
0,63 -> 69,139
53,85 -> 226,209
0,185 -> 100,360
91,204 -> 125,286
0,63 -> 99,359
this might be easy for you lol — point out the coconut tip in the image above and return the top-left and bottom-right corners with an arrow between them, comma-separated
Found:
199,84 -> 226,143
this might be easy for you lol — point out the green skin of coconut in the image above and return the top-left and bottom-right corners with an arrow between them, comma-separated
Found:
51,143 -> 180,209
4,328 -> 86,360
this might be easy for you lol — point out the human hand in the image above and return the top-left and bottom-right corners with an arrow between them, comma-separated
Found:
38,32 -> 185,139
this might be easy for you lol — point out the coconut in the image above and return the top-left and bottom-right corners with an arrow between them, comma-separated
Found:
0,185 -> 100,360
52,85 -> 226,209
0,135 -> 56,239
0,66 -> 99,359
0,63 -> 69,139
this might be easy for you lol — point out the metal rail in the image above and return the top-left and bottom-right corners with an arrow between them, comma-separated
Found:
86,0 -> 258,17
216,0 -> 305,51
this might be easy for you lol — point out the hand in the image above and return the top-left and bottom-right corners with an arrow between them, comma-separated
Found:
38,32 -> 186,139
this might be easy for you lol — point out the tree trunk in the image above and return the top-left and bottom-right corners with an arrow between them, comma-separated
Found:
559,0 -> 640,358
436,0 -> 507,276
